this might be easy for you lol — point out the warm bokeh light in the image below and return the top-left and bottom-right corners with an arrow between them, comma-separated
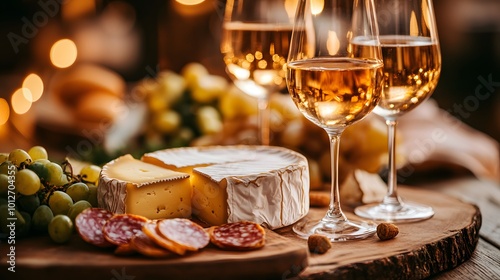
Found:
421,0 -> 431,33
173,0 -> 213,16
22,73 -> 44,102
327,31 -> 340,55
311,0 -> 324,15
285,0 -> 299,20
410,11 -> 419,36
11,88 -> 32,114
175,0 -> 205,5
50,39 -> 78,68
0,98 -> 9,125
62,0 -> 96,20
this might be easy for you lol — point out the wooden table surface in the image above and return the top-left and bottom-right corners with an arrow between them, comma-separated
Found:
417,176 -> 500,279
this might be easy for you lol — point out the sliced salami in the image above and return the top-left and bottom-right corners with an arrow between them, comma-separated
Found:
103,214 -> 148,246
142,220 -> 187,255
114,243 -> 136,256
157,218 -> 209,251
75,208 -> 114,248
209,221 -> 266,250
131,230 -> 172,258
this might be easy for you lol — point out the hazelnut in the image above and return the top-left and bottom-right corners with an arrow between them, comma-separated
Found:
376,223 -> 399,240
308,234 -> 332,254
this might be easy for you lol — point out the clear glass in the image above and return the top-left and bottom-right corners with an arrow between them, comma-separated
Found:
221,0 -> 296,145
354,0 -> 442,222
287,0 -> 383,241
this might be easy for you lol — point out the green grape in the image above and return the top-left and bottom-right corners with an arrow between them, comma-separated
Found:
28,146 -> 48,161
66,182 -> 89,202
34,158 -> 50,164
0,205 -> 25,234
87,183 -> 98,207
15,169 -> 41,196
18,211 -> 31,237
67,200 -> 92,222
56,173 -> 70,186
0,174 -> 9,196
48,214 -> 73,243
17,194 -> 40,215
0,161 -> 13,175
153,110 -> 181,134
8,149 -> 32,167
79,165 -> 101,184
0,205 -> 9,233
0,153 -> 8,164
45,162 -> 63,186
32,205 -> 54,233
27,161 -> 49,181
48,191 -> 73,215
196,106 -> 223,135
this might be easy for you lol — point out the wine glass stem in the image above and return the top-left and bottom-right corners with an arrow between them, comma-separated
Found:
257,97 -> 270,146
323,132 -> 348,223
383,118 -> 402,206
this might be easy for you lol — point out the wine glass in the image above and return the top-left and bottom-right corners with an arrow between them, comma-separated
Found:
287,0 -> 384,241
354,0 -> 441,222
220,0 -> 296,145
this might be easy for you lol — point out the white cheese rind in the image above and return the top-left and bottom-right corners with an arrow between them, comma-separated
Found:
145,145 -> 310,229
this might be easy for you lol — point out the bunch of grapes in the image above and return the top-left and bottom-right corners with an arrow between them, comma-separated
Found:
135,63 -> 229,152
0,146 -> 101,243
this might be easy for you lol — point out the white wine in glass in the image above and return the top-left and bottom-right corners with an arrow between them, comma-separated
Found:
221,0 -> 296,145
354,0 -> 442,222
287,0 -> 384,241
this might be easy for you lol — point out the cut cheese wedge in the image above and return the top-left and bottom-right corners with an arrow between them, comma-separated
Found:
97,154 -> 192,220
142,145 -> 310,229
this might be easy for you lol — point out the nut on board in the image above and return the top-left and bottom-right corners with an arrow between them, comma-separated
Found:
376,223 -> 399,240
307,234 -> 332,254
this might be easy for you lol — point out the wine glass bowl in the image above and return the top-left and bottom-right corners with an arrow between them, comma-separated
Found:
287,0 -> 384,241
288,58 -> 383,130
221,0 -> 296,145
354,0 -> 442,222
372,36 -> 441,119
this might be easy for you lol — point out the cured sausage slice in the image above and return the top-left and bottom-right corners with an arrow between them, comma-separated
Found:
75,208 -> 114,247
209,221 -> 266,250
131,230 -> 172,258
103,214 -> 148,246
157,218 -> 209,251
114,243 -> 136,256
142,220 -> 187,255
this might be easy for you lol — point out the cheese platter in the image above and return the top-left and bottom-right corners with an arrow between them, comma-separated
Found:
1,186 -> 480,280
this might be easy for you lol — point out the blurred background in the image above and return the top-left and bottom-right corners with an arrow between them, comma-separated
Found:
0,0 -> 499,163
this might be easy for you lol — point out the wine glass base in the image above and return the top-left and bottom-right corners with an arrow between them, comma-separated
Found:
354,201 -> 434,223
293,218 -> 377,242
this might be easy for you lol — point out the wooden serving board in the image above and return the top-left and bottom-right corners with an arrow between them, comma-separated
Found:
278,187 -> 482,279
0,228 -> 308,280
0,187 -> 480,280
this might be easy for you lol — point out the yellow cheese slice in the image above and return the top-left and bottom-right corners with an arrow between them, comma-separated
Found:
97,154 -> 192,220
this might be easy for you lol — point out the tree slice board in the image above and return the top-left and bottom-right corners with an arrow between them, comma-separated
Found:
0,229 -> 308,280
0,187 -> 480,280
276,187 -> 481,279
